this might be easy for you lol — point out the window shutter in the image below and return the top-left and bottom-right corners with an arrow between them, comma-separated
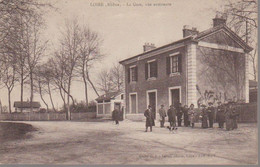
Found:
166,56 -> 170,75
145,63 -> 148,80
135,66 -> 138,81
155,61 -> 158,77
178,54 -> 182,73
128,67 -> 130,83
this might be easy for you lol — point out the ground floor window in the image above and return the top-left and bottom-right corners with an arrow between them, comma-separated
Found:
130,93 -> 137,113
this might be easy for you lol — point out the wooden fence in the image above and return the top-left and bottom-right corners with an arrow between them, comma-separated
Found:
0,112 -> 96,121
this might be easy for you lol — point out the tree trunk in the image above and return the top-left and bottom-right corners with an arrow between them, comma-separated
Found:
30,72 -> 34,112
67,78 -> 71,120
39,82 -> 49,111
83,75 -> 89,108
59,87 -> 66,111
20,73 -> 24,112
47,82 -> 57,112
86,72 -> 99,96
8,89 -> 12,113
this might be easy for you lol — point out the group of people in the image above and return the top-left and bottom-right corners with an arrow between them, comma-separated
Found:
144,101 -> 239,132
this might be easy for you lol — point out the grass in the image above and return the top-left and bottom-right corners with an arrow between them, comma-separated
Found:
0,122 -> 37,143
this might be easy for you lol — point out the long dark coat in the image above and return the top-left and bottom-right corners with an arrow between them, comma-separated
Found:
216,106 -> 225,124
112,109 -> 120,121
188,109 -> 195,123
144,109 -> 154,127
230,109 -> 239,129
225,108 -> 233,131
167,108 -> 176,123
201,109 -> 208,128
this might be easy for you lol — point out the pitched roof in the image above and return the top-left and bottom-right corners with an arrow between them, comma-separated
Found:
119,36 -> 193,64
119,24 -> 253,65
95,91 -> 122,101
14,101 -> 41,108
195,24 -> 253,52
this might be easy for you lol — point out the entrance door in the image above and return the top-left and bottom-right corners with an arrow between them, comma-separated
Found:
171,89 -> 180,108
130,94 -> 137,113
148,92 -> 156,119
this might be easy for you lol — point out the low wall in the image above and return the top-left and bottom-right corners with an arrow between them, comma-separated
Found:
0,112 -> 96,121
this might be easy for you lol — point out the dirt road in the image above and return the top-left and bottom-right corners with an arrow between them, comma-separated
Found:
0,120 -> 257,165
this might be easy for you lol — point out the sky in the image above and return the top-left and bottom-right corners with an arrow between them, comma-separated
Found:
0,0 -> 236,110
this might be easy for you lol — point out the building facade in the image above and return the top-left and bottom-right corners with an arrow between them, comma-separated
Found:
96,91 -> 124,118
119,16 -> 252,120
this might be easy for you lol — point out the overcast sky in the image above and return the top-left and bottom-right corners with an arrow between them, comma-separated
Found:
1,0 -> 233,110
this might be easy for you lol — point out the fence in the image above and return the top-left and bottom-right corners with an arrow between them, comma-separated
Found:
0,112 -> 97,121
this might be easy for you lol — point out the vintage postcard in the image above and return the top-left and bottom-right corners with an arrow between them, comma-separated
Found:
0,0 -> 258,165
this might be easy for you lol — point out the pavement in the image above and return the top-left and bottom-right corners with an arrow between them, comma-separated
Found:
0,120 -> 258,165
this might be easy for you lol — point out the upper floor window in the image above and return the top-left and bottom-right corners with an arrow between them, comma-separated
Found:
171,56 -> 179,73
166,52 -> 182,75
128,65 -> 138,82
145,60 -> 158,79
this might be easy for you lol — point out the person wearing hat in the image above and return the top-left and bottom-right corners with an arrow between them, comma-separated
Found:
167,105 -> 177,130
200,104 -> 208,128
144,105 -> 154,132
188,104 -> 196,128
216,101 -> 225,128
183,105 -> 189,127
230,102 -> 239,130
158,104 -> 166,128
207,102 -> 215,128
176,103 -> 183,127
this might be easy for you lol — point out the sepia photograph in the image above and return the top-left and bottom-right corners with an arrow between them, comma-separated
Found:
0,0 -> 258,165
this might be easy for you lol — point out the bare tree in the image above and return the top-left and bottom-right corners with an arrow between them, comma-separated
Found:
109,63 -> 124,92
77,25 -> 103,107
0,54 -> 18,113
97,69 -> 114,94
220,0 -> 257,80
97,64 -> 124,95
35,64 -> 49,111
57,19 -> 81,120
0,0 -> 51,112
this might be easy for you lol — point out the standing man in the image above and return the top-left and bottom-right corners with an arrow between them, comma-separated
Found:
188,104 -> 196,128
225,102 -> 233,131
176,103 -> 183,127
144,105 -> 154,132
112,108 -> 120,125
230,102 -> 239,130
167,105 -> 177,130
201,104 -> 208,128
216,102 -> 225,128
207,102 -> 215,128
158,104 -> 166,128
183,105 -> 189,127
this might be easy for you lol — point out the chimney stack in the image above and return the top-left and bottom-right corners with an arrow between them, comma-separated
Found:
143,43 -> 156,52
183,25 -> 199,38
213,12 -> 227,27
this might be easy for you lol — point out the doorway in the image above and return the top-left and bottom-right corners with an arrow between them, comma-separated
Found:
147,90 -> 157,119
169,87 -> 181,108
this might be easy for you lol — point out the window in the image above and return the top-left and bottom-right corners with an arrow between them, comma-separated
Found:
166,53 -> 182,75
171,55 -> 179,73
128,66 -> 138,82
131,67 -> 136,81
145,60 -> 157,79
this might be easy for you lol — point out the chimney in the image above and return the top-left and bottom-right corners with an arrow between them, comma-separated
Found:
213,13 -> 226,27
183,25 -> 199,38
143,43 -> 156,52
